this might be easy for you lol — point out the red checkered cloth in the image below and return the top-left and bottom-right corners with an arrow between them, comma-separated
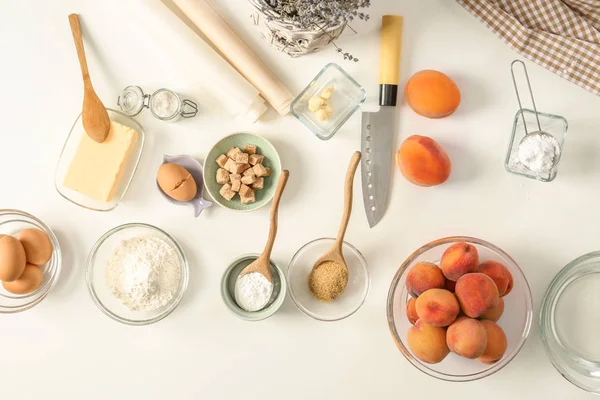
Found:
457,0 -> 600,96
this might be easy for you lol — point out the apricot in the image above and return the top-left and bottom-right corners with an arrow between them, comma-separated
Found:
455,273 -> 500,318
478,260 -> 513,296
405,70 -> 461,118
396,135 -> 451,187
407,319 -> 449,364
406,262 -> 446,298
440,242 -> 479,281
415,288 -> 460,327
480,297 -> 504,322
406,298 -> 419,325
477,320 -> 507,364
446,317 -> 487,359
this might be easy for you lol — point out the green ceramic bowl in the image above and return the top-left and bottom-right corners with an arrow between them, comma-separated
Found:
221,254 -> 287,321
203,132 -> 282,212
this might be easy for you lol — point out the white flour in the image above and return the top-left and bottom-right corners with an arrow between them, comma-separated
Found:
518,134 -> 560,173
234,272 -> 273,312
106,236 -> 181,311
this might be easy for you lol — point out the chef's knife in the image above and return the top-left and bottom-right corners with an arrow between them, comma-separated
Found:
361,15 -> 404,228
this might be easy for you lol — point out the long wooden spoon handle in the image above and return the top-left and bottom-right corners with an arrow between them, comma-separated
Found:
261,170 -> 289,260
68,14 -> 91,85
335,152 -> 361,252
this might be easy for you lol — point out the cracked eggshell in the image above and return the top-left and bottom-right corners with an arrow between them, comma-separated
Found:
157,163 -> 198,202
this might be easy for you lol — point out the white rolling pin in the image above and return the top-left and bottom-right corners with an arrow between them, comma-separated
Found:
172,0 -> 294,116
126,0 -> 267,122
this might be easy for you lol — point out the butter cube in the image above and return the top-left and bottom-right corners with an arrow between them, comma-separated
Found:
219,183 -> 236,201
216,168 -> 230,185
63,121 -> 138,202
244,144 -> 257,155
249,154 -> 264,166
216,154 -> 228,168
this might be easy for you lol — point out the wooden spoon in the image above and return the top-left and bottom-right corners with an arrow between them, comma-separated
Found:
239,170 -> 290,283
68,14 -> 110,143
310,151 -> 361,286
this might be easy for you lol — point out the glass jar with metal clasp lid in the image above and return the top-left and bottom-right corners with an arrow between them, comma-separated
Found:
117,86 -> 198,122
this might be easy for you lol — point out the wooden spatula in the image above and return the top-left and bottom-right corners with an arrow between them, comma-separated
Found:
239,170 -> 290,282
68,14 -> 110,143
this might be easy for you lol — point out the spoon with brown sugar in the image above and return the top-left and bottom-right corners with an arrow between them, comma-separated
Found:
68,14 -> 110,143
239,169 -> 290,283
309,151 -> 361,302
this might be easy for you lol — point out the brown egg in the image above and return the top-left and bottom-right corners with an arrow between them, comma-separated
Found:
2,263 -> 44,294
18,228 -> 52,265
0,236 -> 26,282
157,163 -> 198,202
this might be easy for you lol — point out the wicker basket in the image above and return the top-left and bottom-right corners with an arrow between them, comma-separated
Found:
249,0 -> 347,58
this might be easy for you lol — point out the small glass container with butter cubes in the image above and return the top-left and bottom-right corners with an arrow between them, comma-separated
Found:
291,63 -> 366,141
55,109 -> 145,211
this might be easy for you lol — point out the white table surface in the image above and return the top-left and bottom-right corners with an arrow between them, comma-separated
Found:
2,0 -> 600,398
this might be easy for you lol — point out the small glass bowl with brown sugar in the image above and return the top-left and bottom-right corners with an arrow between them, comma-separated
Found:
288,238 -> 369,321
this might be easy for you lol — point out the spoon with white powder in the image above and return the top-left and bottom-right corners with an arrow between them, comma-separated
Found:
511,60 -> 561,173
235,170 -> 289,312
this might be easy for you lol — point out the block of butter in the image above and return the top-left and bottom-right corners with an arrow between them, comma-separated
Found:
63,121 -> 138,202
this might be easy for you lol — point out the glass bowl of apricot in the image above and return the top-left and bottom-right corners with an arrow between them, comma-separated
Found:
386,236 -> 533,381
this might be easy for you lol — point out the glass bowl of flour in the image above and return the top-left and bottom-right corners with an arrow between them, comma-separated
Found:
86,223 -> 189,325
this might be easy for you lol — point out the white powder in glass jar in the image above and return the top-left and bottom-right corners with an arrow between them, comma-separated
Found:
151,90 -> 180,119
518,134 -> 560,173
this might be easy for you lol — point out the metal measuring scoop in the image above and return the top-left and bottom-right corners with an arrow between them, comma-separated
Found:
511,60 -> 561,173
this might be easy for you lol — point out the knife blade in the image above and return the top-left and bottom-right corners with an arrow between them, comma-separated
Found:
361,15 -> 404,228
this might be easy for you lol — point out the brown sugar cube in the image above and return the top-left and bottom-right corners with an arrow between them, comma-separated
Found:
243,168 -> 256,178
230,174 -> 242,185
239,163 -> 252,173
241,175 -> 256,185
252,177 -> 264,190
216,154 -> 228,168
264,167 -> 271,177
253,163 -> 268,177
232,162 -> 250,175
216,168 -> 230,185
231,179 -> 241,192
227,147 -> 242,160
249,154 -> 265,166
224,158 -> 238,173
241,190 -> 256,205
219,183 -> 236,201
239,184 -> 252,197
235,152 -> 249,164
244,144 -> 257,155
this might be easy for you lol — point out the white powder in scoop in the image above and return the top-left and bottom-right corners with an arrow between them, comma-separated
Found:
106,236 -> 181,311
235,272 -> 273,312
518,134 -> 560,173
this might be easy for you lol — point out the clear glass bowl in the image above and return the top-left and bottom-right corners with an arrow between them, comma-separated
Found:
540,251 -> 600,394
288,238 -> 369,321
291,63 -> 366,140
0,209 -> 61,313
55,108 -> 145,211
505,108 -> 568,182
387,236 -> 533,382
86,223 -> 188,326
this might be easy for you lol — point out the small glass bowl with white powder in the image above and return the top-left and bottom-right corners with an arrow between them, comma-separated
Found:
505,109 -> 568,182
86,223 -> 189,325
221,254 -> 286,321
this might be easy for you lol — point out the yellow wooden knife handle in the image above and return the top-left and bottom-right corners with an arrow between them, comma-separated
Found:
379,15 -> 404,86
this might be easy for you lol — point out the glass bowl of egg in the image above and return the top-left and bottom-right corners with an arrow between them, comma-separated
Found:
0,209 -> 61,313
54,109 -> 145,212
